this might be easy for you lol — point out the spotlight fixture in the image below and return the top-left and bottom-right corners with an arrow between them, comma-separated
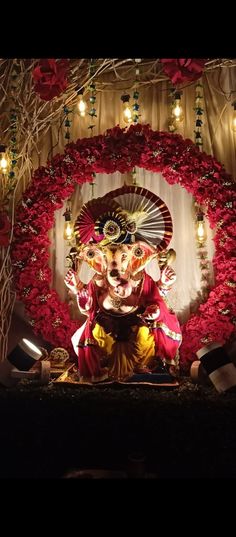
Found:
0,338 -> 50,387
197,343 -> 236,393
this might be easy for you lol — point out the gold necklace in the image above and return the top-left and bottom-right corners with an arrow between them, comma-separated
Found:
109,292 -> 123,309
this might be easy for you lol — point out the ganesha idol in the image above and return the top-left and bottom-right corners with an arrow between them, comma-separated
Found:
64,185 -> 182,382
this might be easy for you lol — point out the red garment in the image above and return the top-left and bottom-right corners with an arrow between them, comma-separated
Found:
75,273 -> 182,378
140,272 -> 182,362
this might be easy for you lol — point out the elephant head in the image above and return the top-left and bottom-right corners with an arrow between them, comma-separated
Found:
79,241 -> 158,291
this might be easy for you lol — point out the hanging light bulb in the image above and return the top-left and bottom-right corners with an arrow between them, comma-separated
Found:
0,145 -> 9,174
172,91 -> 184,123
231,101 -> 236,133
195,211 -> 207,245
63,207 -> 74,242
77,88 -> 87,117
78,95 -> 87,117
121,94 -> 132,124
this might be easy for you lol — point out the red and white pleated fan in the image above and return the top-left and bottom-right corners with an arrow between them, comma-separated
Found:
104,185 -> 173,250
74,197 -> 123,245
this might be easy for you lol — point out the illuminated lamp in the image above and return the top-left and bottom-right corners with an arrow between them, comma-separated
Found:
63,206 -> 74,242
172,91 -> 184,123
0,144 -> 9,174
121,93 -> 132,124
195,210 -> 207,245
0,338 -> 50,387
196,343 -> 236,393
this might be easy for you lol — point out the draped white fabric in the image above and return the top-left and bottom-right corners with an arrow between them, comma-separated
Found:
52,169 -> 215,323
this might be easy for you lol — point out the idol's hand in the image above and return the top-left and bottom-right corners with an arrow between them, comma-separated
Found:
77,288 -> 93,311
160,266 -> 176,287
64,269 -> 80,294
143,304 -> 160,321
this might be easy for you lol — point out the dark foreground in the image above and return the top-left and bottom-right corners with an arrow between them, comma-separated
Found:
1,378 -> 236,479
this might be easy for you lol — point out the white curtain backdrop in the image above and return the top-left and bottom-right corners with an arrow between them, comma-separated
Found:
51,169 -> 215,324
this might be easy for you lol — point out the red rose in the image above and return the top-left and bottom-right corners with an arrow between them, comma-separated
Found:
160,59 -> 206,85
0,211 -> 11,247
32,59 -> 69,101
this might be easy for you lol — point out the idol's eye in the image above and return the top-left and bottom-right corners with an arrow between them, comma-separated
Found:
86,249 -> 95,259
121,253 -> 128,262
133,247 -> 144,258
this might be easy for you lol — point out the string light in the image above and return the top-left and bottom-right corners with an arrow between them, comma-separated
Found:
231,101 -> 236,132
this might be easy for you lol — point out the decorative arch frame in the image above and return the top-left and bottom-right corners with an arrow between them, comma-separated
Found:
11,124 -> 236,370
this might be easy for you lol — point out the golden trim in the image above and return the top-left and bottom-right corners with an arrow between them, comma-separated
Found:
152,321 -> 182,342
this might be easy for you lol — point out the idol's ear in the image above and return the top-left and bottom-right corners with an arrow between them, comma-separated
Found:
130,241 -> 158,275
78,244 -> 105,275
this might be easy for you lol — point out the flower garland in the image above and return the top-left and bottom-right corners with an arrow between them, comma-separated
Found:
11,124 -> 236,370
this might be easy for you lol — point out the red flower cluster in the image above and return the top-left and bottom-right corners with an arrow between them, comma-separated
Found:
32,59 -> 69,101
160,59 -> 206,85
0,211 -> 11,246
11,124 -> 236,370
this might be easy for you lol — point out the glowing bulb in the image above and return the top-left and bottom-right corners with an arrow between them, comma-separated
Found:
77,96 -> 87,117
123,103 -> 132,123
0,148 -> 9,174
64,221 -> 74,241
172,100 -> 184,123
231,108 -> 236,133
63,207 -> 74,242
195,214 -> 207,245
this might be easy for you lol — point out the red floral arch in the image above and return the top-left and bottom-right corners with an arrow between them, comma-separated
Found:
11,124 -> 236,370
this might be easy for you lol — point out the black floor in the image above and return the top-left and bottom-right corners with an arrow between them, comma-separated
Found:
0,379 -> 236,478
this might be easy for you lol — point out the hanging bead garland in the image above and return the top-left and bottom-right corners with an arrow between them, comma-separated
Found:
63,105 -> 73,142
132,59 -> 141,123
132,90 -> 140,123
168,86 -> 177,133
194,81 -> 204,149
88,59 -> 97,134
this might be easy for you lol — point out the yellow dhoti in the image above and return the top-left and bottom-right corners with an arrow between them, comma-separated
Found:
92,323 -> 155,379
